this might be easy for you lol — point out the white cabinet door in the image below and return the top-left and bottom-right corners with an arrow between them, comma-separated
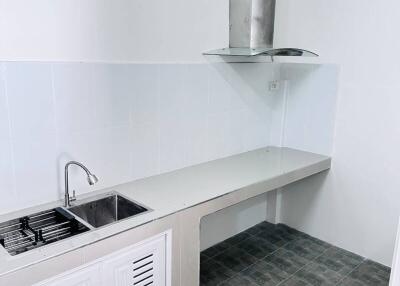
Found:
33,232 -> 170,286
102,235 -> 167,286
34,264 -> 101,286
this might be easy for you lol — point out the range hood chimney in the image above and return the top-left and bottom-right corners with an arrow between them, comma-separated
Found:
204,0 -> 318,57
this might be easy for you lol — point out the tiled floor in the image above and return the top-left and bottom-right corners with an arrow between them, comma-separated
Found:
200,222 -> 391,286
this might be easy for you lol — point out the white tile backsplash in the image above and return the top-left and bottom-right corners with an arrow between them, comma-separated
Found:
0,64 -> 17,213
159,64 -> 185,116
12,132 -> 59,208
0,62 -> 282,214
183,114 -> 208,166
208,65 -> 233,115
92,64 -> 132,128
159,110 -> 186,173
182,64 -> 209,116
6,63 -> 56,138
281,64 -> 338,155
206,112 -> 232,160
53,63 -> 97,133
131,120 -> 160,180
130,64 -> 159,124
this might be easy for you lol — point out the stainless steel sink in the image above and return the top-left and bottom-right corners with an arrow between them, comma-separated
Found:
0,208 -> 89,256
0,192 -> 150,256
68,193 -> 149,228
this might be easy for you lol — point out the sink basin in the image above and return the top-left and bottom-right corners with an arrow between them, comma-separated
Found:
0,192 -> 149,256
0,208 -> 89,256
68,193 -> 149,228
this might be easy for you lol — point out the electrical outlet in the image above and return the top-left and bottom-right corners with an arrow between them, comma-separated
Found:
269,80 -> 280,91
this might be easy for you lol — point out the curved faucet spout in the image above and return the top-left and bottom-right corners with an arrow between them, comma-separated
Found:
64,161 -> 98,207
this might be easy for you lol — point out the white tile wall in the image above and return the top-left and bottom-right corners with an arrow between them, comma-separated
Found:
6,63 -> 56,137
0,64 -> 17,213
53,63 -> 97,132
5,63 -> 59,208
0,62 -> 282,213
281,64 -> 339,155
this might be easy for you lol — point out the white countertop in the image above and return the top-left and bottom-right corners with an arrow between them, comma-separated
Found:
0,146 -> 331,276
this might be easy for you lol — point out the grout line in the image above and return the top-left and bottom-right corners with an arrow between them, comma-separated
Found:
203,223 -> 329,286
333,258 -> 366,286
214,230 -> 305,285
202,228 -> 264,260
216,240 -> 296,286
204,224 -> 386,286
275,246 -> 334,286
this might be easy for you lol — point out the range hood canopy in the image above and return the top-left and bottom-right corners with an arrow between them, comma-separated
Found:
204,0 -> 318,57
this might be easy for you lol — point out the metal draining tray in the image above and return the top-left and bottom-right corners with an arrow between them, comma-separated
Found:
0,208 -> 89,256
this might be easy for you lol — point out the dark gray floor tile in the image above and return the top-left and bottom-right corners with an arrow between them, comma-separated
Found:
279,276 -> 311,286
241,260 -> 290,286
213,246 -> 258,273
245,223 -> 266,236
201,252 -> 210,263
293,261 -> 345,286
202,241 -> 231,259
224,232 -> 252,246
260,221 -> 279,230
236,236 -> 278,259
246,221 -> 277,236
219,274 -> 258,286
200,223 -> 391,286
263,248 -> 309,275
275,225 -> 304,238
314,247 -> 364,275
254,229 -> 294,247
303,235 -> 332,248
364,259 -> 391,274
252,223 -> 302,248
339,260 -> 391,286
283,239 -> 330,261
277,224 -> 309,239
200,259 -> 235,286
336,279 -> 366,286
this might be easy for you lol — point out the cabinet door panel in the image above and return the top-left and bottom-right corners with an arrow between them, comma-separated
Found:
34,264 -> 101,286
102,235 -> 166,286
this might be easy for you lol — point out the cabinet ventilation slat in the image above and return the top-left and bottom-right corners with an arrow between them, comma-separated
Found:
133,254 -> 153,269
134,268 -> 154,282
132,252 -> 155,286
133,268 -> 154,283
133,253 -> 153,264
134,274 -> 153,286
134,267 -> 153,278
134,260 -> 152,272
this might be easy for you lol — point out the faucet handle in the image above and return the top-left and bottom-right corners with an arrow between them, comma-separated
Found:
70,190 -> 77,202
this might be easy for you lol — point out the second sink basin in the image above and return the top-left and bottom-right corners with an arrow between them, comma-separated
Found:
69,193 -> 149,228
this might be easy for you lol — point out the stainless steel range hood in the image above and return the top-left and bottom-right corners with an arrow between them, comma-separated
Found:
204,0 -> 318,57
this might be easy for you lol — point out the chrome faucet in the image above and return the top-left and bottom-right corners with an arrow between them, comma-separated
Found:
64,161 -> 98,207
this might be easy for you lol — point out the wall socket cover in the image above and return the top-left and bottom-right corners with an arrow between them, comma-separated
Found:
269,80 -> 280,91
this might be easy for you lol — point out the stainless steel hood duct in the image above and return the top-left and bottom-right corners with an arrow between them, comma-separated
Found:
204,0 -> 318,57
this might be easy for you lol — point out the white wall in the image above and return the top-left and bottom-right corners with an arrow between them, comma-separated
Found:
200,194 -> 267,251
199,62 -> 339,249
0,0 -> 284,251
276,0 -> 400,266
0,62 -> 282,213
0,0 -> 227,63
0,0 -> 345,259
280,64 -> 339,156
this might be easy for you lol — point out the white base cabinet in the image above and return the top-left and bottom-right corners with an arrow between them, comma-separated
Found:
34,265 -> 101,286
34,232 -> 170,286
102,233 -> 166,286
